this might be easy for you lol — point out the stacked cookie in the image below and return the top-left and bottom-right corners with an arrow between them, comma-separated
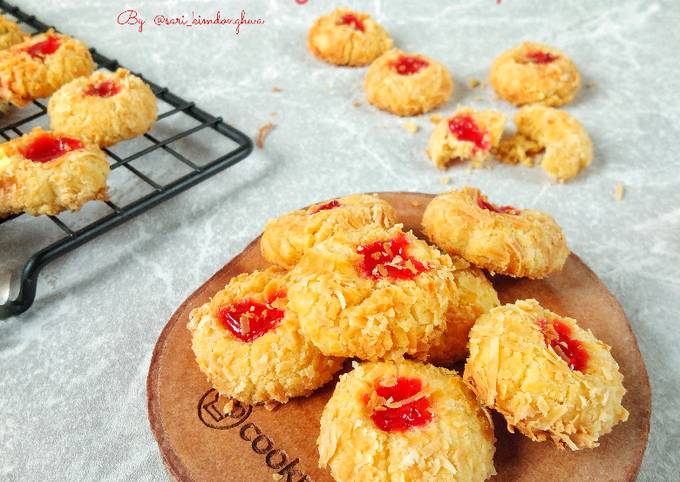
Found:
307,9 -> 593,182
0,22 -> 157,218
187,190 -> 628,482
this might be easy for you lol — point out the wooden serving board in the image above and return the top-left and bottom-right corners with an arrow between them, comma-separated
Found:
147,192 -> 650,482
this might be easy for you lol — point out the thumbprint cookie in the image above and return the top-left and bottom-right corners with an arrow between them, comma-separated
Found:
496,104 -> 593,182
490,41 -> 581,107
424,263 -> 500,366
308,8 -> 393,67
464,299 -> 629,450
422,188 -> 569,279
0,30 -> 94,108
0,15 -> 28,51
48,68 -> 157,147
0,127 -> 109,217
187,267 -> 345,406
318,360 -> 496,482
287,224 -> 458,361
427,108 -> 506,169
260,194 -> 397,269
364,48 -> 453,116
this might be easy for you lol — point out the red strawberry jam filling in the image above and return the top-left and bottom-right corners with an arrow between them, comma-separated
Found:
538,319 -> 588,372
340,13 -> 364,32
219,291 -> 285,342
20,134 -> 84,163
85,79 -> 122,98
525,50 -> 559,64
391,55 -> 429,75
24,36 -> 60,59
364,377 -> 432,432
448,115 -> 490,151
477,196 -> 520,215
309,199 -> 341,214
357,234 -> 428,280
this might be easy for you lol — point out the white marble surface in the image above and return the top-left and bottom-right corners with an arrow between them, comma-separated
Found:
1,0 -> 678,480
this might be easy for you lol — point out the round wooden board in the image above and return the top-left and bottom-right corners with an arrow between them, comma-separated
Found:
147,192 -> 650,482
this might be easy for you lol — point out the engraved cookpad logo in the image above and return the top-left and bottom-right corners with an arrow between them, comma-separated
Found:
197,389 -> 313,482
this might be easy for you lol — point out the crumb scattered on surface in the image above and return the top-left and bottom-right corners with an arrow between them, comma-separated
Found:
403,121 -> 420,133
256,123 -> 275,149
614,182 -> 624,201
272,86 -> 283,93
439,175 -> 450,185
272,473 -> 283,480
352,99 -> 361,108
270,112 -> 277,116
430,114 -> 442,124
586,80 -> 597,89
222,399 -> 235,416
469,78 -> 481,89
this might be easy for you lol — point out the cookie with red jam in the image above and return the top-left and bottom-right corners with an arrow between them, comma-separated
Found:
422,187 -> 569,279
464,299 -> 629,450
489,41 -> 580,107
308,8 -> 392,67
318,359 -> 496,481
48,68 -> 157,147
187,267 -> 344,406
364,48 -> 453,116
0,127 -> 109,217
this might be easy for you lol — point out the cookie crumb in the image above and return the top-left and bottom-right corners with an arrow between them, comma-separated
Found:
403,121 -> 420,134
468,78 -> 481,89
270,112 -> 277,116
273,474 -> 283,481
272,86 -> 283,93
439,175 -> 450,185
613,182 -> 624,201
352,99 -> 361,108
222,399 -> 235,416
256,122 -> 275,149
429,114 -> 442,125
586,80 -> 597,89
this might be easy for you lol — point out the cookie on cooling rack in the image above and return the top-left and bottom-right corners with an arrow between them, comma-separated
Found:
464,299 -> 629,450
427,107 -> 506,169
0,30 -> 94,108
318,359 -> 496,482
496,104 -> 593,182
48,68 -> 157,147
489,41 -> 581,107
260,194 -> 397,269
422,187 -> 569,279
308,8 -> 393,67
364,48 -> 453,116
0,15 -> 28,51
287,223 -> 461,361
0,127 -> 109,217
187,267 -> 344,406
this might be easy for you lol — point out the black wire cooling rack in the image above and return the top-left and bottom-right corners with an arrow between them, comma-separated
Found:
0,0 -> 253,318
